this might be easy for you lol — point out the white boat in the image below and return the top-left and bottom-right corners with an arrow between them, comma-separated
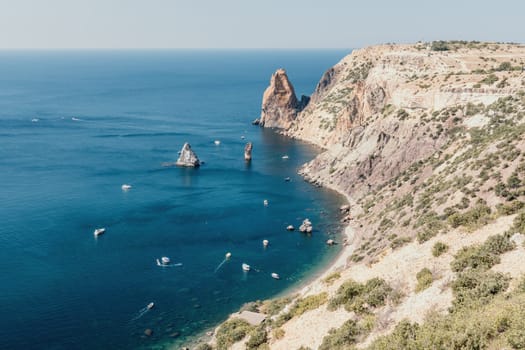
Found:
147,302 -> 155,310
282,155 -> 289,159
225,252 -> 232,259
284,177 -> 291,182
94,228 -> 106,236
263,199 -> 269,207
214,140 -> 221,145
241,136 -> 246,140
157,256 -> 171,266
263,239 -> 269,247
121,184 -> 132,191
271,273 -> 280,280
242,263 -> 251,272
31,118 -> 39,123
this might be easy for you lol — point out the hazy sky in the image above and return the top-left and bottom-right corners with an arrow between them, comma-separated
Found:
0,0 -> 523,49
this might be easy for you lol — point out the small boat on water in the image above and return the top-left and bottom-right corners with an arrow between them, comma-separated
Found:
121,184 -> 132,191
271,273 -> 280,280
147,302 -> 155,310
282,155 -> 289,159
284,177 -> 291,182
263,199 -> 269,207
214,140 -> 221,145
31,118 -> 39,123
263,239 -> 269,247
225,252 -> 232,259
94,228 -> 106,236
242,263 -> 251,272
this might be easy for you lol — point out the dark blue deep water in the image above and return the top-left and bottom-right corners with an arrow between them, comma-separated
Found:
0,50 -> 349,349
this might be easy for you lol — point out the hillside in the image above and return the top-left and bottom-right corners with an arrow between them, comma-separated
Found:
197,42 -> 525,350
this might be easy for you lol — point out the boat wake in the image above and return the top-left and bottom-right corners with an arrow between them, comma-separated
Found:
214,259 -> 228,273
130,307 -> 150,321
214,252 -> 232,273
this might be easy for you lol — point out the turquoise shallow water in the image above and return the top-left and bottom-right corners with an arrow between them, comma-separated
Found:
0,49 -> 349,349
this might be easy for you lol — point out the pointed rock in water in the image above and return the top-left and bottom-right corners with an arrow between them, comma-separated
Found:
244,142 -> 253,161
176,142 -> 201,167
259,69 -> 309,129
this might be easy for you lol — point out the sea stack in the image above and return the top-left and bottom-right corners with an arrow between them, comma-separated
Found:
176,142 -> 200,167
244,142 -> 253,161
259,69 -> 309,129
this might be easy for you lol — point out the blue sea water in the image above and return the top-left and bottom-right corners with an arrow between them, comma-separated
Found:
0,49 -> 349,349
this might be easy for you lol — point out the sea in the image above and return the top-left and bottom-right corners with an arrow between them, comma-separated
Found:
0,49 -> 349,349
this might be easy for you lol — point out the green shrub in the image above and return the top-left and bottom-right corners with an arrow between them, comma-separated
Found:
512,211 -> 525,234
261,296 -> 292,316
447,204 -> 491,231
245,327 -> 268,350
363,278 -> 393,308
275,292 -> 328,325
452,270 -> 510,310
390,236 -> 412,249
367,320 -> 419,350
416,268 -> 433,292
216,318 -> 254,350
451,234 -> 515,272
432,242 -> 449,257
272,327 -> 285,340
431,41 -> 450,51
323,272 -> 341,285
497,201 -> 525,215
451,244 -> 501,272
328,278 -> 392,313
483,234 -> 516,255
480,73 -> 499,85
328,279 -> 362,310
319,319 -> 365,350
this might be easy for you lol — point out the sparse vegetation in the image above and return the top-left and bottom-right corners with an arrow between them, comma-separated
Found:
216,318 -> 254,350
319,319 -> 366,350
432,241 -> 449,257
415,268 -> 433,292
323,272 -> 341,285
328,278 -> 392,314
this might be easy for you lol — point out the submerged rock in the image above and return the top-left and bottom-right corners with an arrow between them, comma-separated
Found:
244,142 -> 253,161
176,143 -> 200,167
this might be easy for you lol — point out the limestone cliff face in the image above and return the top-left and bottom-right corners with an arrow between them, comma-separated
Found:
259,69 -> 309,129
279,43 -> 525,199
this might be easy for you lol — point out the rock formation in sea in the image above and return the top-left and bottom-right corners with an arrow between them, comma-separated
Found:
176,142 -> 200,167
259,68 -> 310,129
244,142 -> 253,161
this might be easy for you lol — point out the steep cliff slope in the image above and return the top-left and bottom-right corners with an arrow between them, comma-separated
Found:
202,42 -> 525,350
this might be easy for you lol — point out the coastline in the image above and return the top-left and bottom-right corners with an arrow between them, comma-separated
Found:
184,165 -> 356,350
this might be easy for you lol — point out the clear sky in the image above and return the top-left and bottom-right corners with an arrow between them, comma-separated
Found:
0,0 -> 523,49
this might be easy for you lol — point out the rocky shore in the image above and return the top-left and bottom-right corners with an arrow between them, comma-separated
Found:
194,41 -> 525,350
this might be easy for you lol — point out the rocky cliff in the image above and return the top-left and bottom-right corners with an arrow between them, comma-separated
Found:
259,68 -> 309,129
210,42 -> 525,350
264,43 -> 525,201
